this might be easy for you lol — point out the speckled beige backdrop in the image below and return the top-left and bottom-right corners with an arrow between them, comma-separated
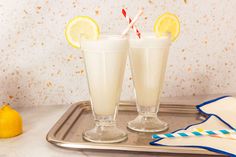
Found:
0,0 -> 236,106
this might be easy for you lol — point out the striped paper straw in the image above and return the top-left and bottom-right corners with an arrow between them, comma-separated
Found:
152,129 -> 236,139
122,9 -> 141,38
195,128 -> 236,140
121,10 -> 143,37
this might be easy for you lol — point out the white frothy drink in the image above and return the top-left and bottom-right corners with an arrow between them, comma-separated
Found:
129,33 -> 171,107
81,35 -> 128,115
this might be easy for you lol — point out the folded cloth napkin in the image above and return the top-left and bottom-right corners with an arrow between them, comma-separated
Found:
150,96 -> 236,157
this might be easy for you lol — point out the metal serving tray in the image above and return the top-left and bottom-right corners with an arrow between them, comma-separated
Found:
46,101 -> 223,156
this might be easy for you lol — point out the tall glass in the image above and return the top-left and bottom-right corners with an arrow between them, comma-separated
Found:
81,35 -> 128,143
128,33 -> 171,132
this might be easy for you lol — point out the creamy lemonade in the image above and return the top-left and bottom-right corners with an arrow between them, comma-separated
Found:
129,34 -> 171,107
127,12 -> 180,133
66,15 -> 129,143
128,33 -> 171,132
81,35 -> 128,143
81,35 -> 128,116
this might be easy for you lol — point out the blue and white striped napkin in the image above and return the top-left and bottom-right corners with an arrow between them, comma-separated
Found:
151,96 -> 236,156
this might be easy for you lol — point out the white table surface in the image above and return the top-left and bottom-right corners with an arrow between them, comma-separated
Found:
0,105 -> 186,157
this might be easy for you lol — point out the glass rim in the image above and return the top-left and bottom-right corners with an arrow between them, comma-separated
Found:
81,34 -> 127,42
129,32 -> 171,48
80,34 -> 128,51
129,32 -> 171,39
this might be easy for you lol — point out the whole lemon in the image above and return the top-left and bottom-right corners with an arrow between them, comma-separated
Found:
0,104 -> 23,138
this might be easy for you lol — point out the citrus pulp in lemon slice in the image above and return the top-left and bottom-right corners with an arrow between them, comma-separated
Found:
154,12 -> 180,41
65,16 -> 100,48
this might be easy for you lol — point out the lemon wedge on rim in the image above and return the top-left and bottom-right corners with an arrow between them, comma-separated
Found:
65,16 -> 100,48
154,12 -> 180,41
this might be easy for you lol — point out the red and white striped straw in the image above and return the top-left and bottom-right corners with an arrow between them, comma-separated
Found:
121,9 -> 143,38
122,9 -> 141,38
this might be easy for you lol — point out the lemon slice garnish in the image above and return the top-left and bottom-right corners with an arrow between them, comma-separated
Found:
65,16 -> 100,48
154,12 -> 180,41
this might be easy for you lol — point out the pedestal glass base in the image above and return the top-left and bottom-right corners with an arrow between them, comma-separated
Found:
83,124 -> 127,143
128,114 -> 168,133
